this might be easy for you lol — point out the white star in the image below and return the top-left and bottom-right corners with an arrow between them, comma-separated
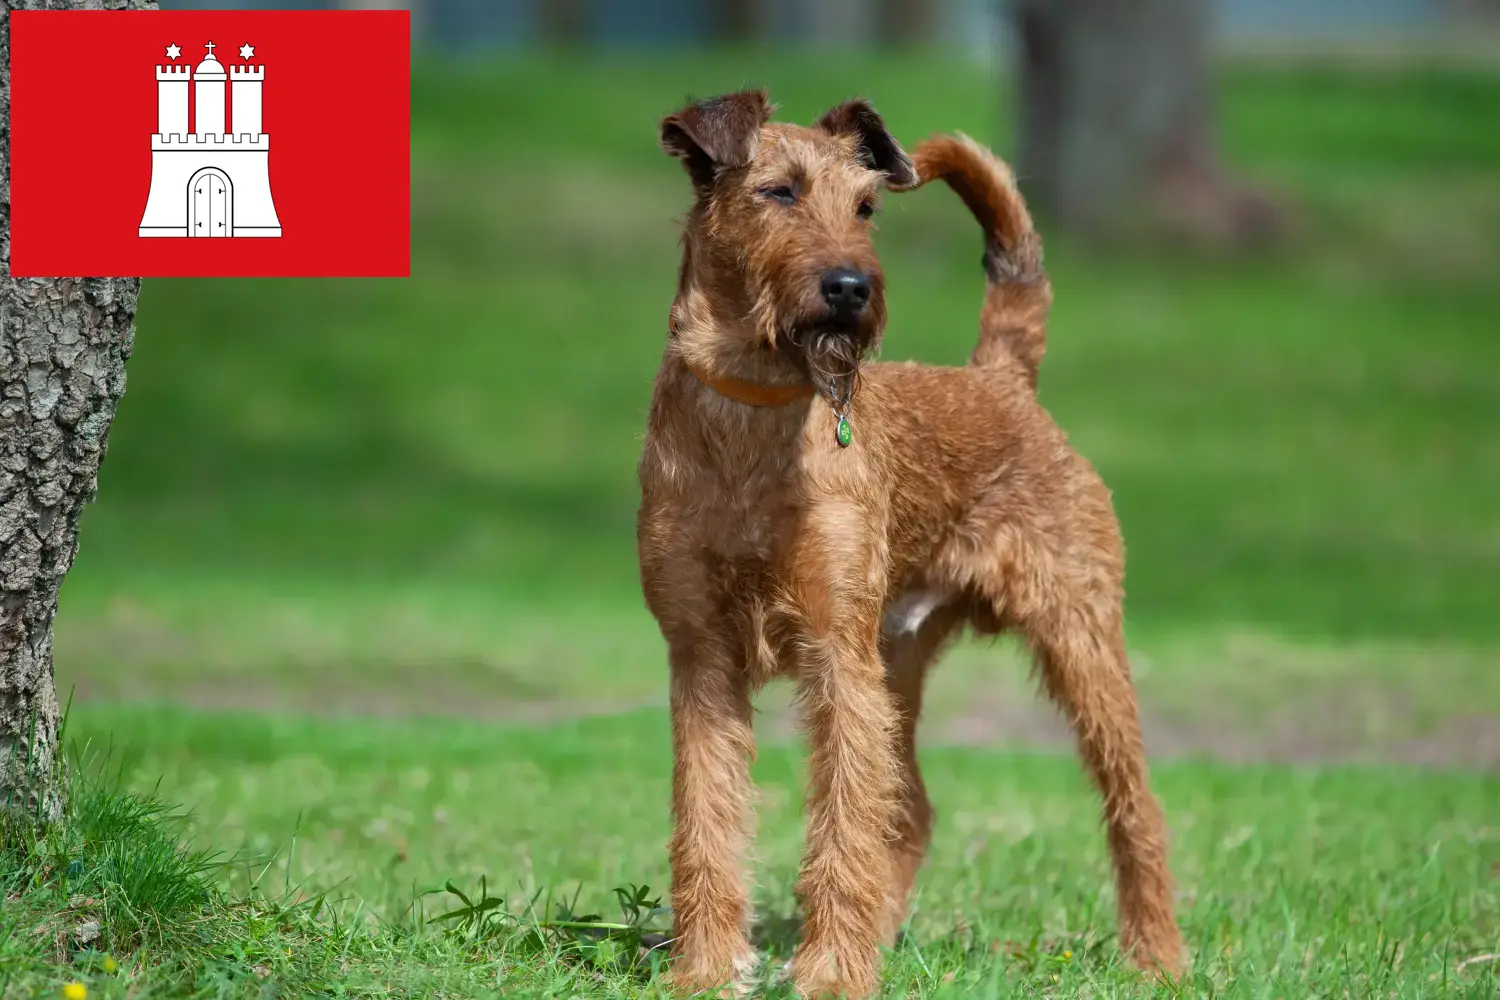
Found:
239,43 -> 255,60
165,43 -> 182,60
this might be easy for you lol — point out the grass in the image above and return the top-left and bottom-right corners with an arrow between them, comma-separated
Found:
2,708 -> 1497,997
7,48 -> 1499,998
1,763 -> 217,963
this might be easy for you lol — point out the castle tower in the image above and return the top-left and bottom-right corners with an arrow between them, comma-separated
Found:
193,42 -> 226,134
155,64 -> 190,136
140,39 -> 282,238
230,64 -> 264,137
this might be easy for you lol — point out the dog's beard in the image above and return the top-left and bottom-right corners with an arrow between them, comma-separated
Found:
786,325 -> 868,413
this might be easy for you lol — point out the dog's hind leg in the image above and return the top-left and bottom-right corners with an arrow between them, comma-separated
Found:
877,602 -> 964,944
1016,594 -> 1183,976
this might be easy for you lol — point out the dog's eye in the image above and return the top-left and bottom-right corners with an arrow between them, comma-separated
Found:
761,185 -> 797,206
856,199 -> 877,220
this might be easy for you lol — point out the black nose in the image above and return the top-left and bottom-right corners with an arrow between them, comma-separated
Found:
820,267 -> 871,315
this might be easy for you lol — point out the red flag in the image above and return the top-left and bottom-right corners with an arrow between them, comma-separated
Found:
9,10 -> 410,278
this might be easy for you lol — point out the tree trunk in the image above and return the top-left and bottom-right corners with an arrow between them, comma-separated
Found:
1014,0 -> 1277,243
538,0 -> 587,47
875,0 -> 937,45
0,0 -> 150,823
717,0 -> 764,42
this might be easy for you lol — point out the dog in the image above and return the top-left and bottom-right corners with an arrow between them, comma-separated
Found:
635,89 -> 1183,998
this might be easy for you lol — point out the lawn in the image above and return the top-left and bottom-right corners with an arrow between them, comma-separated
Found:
4,50 -> 1499,998
5,708 -> 1498,998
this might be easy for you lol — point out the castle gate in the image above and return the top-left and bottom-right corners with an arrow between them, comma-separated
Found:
188,167 -> 233,237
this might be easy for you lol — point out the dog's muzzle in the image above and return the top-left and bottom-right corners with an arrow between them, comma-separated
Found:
820,267 -> 872,322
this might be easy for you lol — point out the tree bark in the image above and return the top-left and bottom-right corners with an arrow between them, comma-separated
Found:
717,0 -> 764,42
1014,0 -> 1277,243
0,0 -> 150,823
875,0 -> 937,46
538,0 -> 587,47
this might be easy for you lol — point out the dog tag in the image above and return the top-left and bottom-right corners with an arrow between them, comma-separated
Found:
835,415 -> 852,448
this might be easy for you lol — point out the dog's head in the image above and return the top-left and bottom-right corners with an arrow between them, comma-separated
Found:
660,90 -> 916,402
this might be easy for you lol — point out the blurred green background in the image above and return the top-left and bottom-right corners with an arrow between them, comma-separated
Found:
56,42 -> 1500,761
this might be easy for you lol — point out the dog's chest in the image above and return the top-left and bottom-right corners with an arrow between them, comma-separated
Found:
700,487 -> 793,579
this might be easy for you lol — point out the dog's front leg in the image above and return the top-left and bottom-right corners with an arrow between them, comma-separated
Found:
663,628 -> 757,996
789,591 -> 898,999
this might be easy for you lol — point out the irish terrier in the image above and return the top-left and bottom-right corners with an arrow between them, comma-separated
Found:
636,89 -> 1183,998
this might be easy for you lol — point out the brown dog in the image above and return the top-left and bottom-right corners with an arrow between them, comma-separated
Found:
636,90 -> 1182,998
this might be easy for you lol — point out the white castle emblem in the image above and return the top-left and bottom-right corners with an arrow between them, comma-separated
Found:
139,41 -> 282,238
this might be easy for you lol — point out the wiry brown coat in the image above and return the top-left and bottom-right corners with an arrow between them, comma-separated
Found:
637,90 -> 1182,999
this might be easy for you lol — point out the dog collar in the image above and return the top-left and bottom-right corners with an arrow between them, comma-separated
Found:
686,362 -> 818,408
681,357 -> 853,448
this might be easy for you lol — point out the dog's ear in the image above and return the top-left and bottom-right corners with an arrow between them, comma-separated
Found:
817,98 -> 917,189
660,90 -> 776,189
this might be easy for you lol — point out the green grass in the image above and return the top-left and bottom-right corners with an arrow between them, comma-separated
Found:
3,708 -> 1497,997
11,49 -> 1500,998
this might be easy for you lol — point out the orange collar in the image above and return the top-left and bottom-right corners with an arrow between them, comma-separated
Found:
687,362 -> 817,408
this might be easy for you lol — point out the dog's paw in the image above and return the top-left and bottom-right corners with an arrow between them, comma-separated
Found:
786,947 -> 878,1000
771,954 -> 795,988
659,972 -> 733,999
1129,944 -> 1186,982
1121,922 -> 1186,980
661,950 -> 762,999
729,950 -> 763,997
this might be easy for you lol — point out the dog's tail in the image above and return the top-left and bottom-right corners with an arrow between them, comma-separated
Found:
909,133 -> 1051,386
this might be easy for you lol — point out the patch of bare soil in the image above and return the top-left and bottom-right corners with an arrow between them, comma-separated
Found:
60,611 -> 1499,769
69,666 -> 1500,769
754,680 -> 1500,770
66,668 -> 662,726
